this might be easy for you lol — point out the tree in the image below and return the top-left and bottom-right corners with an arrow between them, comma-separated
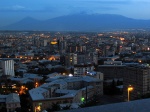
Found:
62,105 -> 71,110
104,79 -> 120,95
0,107 -> 7,112
15,107 -> 22,112
51,102 -> 60,111
25,82 -> 34,90
79,99 -> 98,108
39,75 -> 47,85
20,93 -> 31,112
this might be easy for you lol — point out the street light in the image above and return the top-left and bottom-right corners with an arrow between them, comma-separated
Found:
127,85 -> 133,102
35,82 -> 39,88
35,105 -> 41,112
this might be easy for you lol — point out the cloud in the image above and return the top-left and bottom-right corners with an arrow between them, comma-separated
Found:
0,5 -> 33,12
79,0 -> 131,5
67,6 -> 117,14
11,5 -> 25,10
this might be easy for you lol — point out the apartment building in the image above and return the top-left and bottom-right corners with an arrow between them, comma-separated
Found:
74,63 -> 94,77
98,64 -> 125,79
65,53 -> 77,67
0,93 -> 21,112
0,59 -> 15,76
123,64 -> 150,100
29,76 -> 103,111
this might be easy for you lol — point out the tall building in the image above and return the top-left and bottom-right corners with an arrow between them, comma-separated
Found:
0,59 -> 15,76
67,44 -> 86,53
98,64 -> 125,80
77,53 -> 86,64
65,53 -> 77,67
123,64 -> 150,101
44,39 -> 48,46
89,52 -> 98,65
59,40 -> 67,54
76,52 -> 98,65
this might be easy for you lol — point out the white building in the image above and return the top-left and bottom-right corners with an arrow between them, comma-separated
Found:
104,61 -> 122,65
29,75 -> 103,111
44,39 -> 48,46
0,59 -> 15,76
74,63 -> 94,77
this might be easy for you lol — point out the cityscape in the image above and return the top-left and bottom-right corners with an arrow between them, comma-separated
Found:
1,0 -> 150,112
0,30 -> 150,112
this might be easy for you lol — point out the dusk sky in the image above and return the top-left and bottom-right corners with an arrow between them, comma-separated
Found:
0,0 -> 150,27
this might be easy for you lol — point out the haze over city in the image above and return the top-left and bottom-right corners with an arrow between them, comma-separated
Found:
1,0 -> 150,27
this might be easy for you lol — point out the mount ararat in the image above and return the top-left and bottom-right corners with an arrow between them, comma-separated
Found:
1,14 -> 150,31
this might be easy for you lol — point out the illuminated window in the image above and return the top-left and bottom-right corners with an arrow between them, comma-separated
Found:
39,103 -> 42,106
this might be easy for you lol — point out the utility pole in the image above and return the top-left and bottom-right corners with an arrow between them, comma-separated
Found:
86,84 -> 88,104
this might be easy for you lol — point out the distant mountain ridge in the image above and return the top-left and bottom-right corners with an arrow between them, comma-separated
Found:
1,14 -> 150,31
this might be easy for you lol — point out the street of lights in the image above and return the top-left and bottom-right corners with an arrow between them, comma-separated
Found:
128,85 -> 133,102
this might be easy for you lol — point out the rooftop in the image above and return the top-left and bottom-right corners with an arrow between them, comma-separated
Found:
29,87 -> 49,100
66,98 -> 150,112
6,93 -> 20,103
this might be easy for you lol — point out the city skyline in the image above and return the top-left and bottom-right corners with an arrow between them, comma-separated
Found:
0,0 -> 150,27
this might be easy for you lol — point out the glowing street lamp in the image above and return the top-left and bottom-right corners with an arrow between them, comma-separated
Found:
81,97 -> 85,102
35,105 -> 41,112
138,60 -> 142,63
128,85 -> 133,102
35,82 -> 39,88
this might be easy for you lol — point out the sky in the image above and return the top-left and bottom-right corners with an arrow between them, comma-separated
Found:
0,0 -> 150,27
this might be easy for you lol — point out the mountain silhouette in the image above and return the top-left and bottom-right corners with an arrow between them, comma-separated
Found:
1,14 -> 150,31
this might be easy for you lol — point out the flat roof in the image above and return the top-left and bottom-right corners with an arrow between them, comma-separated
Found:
65,98 -> 150,112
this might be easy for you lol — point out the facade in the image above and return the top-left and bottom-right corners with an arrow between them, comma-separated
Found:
44,39 -> 48,46
32,97 -> 76,112
65,53 -> 77,67
59,40 -> 67,53
98,65 -> 125,79
74,63 -> 94,77
76,52 -> 98,65
104,61 -> 122,65
77,53 -> 87,64
0,68 -> 3,76
0,93 -> 21,112
65,52 -> 98,67
66,45 -> 86,53
89,52 -> 98,65
0,59 -> 15,76
86,71 -> 104,80
123,65 -> 150,100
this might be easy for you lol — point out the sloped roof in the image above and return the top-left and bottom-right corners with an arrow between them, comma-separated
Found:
0,95 -> 7,102
29,87 -> 49,100
6,93 -> 20,103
